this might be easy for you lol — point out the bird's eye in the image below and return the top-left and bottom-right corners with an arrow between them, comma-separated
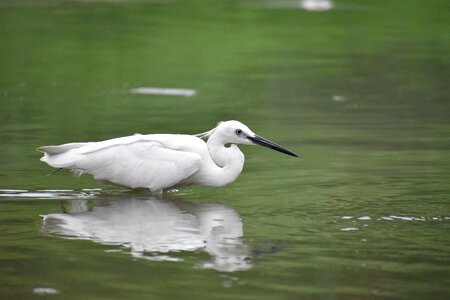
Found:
235,129 -> 243,135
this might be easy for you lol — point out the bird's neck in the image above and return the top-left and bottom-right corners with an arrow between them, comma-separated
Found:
206,135 -> 245,186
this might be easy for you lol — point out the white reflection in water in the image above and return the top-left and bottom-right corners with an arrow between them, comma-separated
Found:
380,215 -> 426,222
340,227 -> 359,231
42,196 -> 251,272
131,87 -> 196,97
33,287 -> 59,295
265,0 -> 333,11
0,189 -> 28,193
300,0 -> 333,11
0,189 -> 99,199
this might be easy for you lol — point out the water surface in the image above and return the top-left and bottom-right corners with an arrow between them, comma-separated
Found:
0,0 -> 449,299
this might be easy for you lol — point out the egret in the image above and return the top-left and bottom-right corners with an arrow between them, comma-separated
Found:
38,120 -> 298,192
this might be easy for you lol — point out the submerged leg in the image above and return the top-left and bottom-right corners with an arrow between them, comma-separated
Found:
146,188 -> 163,196
47,168 -> 63,176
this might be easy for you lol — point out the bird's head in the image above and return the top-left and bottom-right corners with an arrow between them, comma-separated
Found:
213,120 -> 298,157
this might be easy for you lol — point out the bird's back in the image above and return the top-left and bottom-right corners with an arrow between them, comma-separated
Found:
38,134 -> 207,191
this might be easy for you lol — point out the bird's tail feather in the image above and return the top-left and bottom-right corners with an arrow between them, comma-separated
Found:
38,142 -> 89,169
37,143 -> 88,155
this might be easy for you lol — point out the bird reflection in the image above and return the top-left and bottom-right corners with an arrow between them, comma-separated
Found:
41,195 -> 251,272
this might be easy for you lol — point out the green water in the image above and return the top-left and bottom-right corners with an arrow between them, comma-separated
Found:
1,0 -> 449,299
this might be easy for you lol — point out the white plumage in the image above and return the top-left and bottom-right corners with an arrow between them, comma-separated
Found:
38,120 -> 297,192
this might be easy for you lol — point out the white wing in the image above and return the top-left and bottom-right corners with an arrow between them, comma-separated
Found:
39,134 -> 204,191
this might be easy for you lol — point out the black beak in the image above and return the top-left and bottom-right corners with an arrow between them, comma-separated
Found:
247,135 -> 298,157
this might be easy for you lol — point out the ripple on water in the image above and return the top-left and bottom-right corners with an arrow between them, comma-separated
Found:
0,189 -> 28,193
130,87 -> 196,97
335,214 -> 447,223
33,287 -> 59,295
0,189 -> 101,199
378,215 -> 428,222
264,0 -> 334,11
334,214 -> 448,234
340,227 -> 359,231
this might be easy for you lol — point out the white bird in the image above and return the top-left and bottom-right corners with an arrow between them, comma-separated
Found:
38,120 -> 298,193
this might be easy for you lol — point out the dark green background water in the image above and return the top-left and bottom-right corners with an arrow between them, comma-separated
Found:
1,0 -> 449,299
